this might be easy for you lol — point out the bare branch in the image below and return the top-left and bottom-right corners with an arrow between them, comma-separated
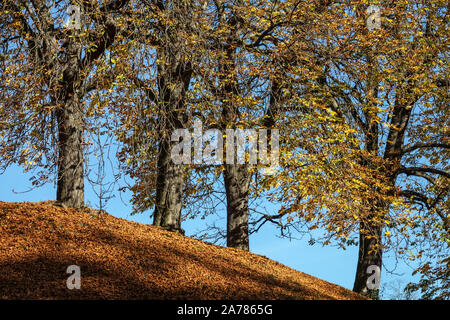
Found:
398,167 -> 450,180
402,143 -> 450,155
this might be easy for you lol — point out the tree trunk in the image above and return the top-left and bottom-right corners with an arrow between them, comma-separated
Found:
153,134 -> 185,234
224,163 -> 251,250
56,99 -> 85,208
150,7 -> 192,231
353,221 -> 383,299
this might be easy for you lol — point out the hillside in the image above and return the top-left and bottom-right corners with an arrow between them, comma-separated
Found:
0,201 -> 364,300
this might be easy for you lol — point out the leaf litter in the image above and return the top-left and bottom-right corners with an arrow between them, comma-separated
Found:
0,201 -> 365,300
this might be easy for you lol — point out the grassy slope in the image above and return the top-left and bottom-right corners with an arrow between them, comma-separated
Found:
0,201 -> 364,300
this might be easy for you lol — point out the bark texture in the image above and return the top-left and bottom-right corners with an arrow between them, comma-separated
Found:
224,163 -> 252,250
352,221 -> 383,299
5,1 -> 130,208
56,100 -> 85,208
153,136 -> 185,233
151,2 -> 193,233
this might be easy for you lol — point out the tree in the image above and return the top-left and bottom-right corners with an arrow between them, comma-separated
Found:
197,0 -> 293,250
255,0 -> 449,299
0,0 -> 133,207
212,1 -> 253,250
116,0 -> 289,248
114,0 -> 214,233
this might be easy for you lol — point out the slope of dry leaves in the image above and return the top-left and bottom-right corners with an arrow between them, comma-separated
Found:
0,201 -> 365,300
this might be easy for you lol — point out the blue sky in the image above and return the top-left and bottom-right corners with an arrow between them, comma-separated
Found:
0,163 -> 420,297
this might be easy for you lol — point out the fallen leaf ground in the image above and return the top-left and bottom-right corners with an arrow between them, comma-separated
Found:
0,201 -> 365,300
